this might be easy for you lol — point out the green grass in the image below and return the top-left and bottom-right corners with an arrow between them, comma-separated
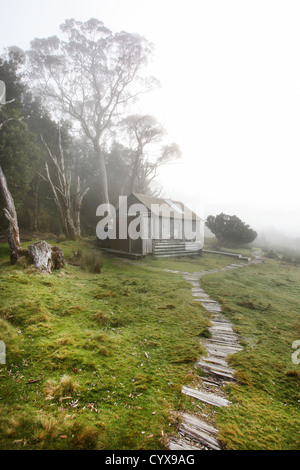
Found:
0,240 -> 217,450
0,241 -> 299,450
140,252 -> 236,272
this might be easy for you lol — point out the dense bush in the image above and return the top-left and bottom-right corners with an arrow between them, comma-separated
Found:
69,249 -> 102,273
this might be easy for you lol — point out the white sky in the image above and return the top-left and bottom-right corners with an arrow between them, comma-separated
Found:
1,0 -> 300,238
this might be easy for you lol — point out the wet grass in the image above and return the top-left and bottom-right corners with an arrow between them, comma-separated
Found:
1,241 -> 299,449
0,240 -> 216,450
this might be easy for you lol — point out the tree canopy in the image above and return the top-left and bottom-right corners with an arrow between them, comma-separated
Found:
205,213 -> 257,248
26,18 -> 157,206
0,18 -> 180,240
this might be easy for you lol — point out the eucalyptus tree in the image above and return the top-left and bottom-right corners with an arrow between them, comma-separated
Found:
40,129 -> 90,240
119,114 -> 181,195
26,18 -> 156,206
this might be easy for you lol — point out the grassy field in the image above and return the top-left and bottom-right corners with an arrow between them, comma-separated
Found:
0,240 -> 299,450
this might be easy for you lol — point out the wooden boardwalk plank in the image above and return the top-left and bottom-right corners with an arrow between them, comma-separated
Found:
168,438 -> 201,451
202,356 -> 228,367
182,386 -> 231,407
181,413 -> 218,435
197,360 -> 235,375
179,423 -> 221,450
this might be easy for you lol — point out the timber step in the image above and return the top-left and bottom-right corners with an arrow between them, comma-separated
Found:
208,337 -> 240,346
153,241 -> 202,257
196,361 -> 236,380
208,339 -> 240,349
177,413 -> 221,450
210,325 -> 237,331
181,413 -> 218,435
204,340 -> 242,351
192,293 -> 209,298
199,303 -> 222,312
210,324 -> 235,331
202,356 -> 229,367
199,377 -> 221,387
210,317 -> 232,324
204,344 -> 241,358
168,438 -> 201,451
208,332 -> 240,341
209,329 -> 239,338
182,386 -> 231,407
197,360 -> 235,374
179,424 -> 220,450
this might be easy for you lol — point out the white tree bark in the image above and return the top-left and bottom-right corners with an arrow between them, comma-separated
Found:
0,164 -> 23,264
41,132 -> 89,239
27,241 -> 52,273
27,241 -> 65,274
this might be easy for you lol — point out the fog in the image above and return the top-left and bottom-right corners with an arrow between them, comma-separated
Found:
1,0 -> 300,243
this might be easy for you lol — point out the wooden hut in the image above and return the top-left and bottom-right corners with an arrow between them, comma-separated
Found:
109,193 -> 203,257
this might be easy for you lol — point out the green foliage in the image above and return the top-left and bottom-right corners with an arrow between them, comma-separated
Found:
206,213 -> 257,247
0,120 -> 40,205
0,54 -> 39,196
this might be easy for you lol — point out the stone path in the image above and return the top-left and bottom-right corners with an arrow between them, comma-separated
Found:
167,250 -> 263,451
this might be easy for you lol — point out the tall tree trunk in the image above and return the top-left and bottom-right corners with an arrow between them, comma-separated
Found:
74,175 -> 89,238
129,144 -> 143,194
0,164 -> 23,264
42,133 -> 88,240
44,161 -> 69,238
65,206 -> 77,240
96,144 -> 110,206
33,175 -> 40,232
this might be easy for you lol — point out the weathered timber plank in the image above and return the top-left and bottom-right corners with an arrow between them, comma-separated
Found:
179,423 -> 221,450
198,376 -> 221,386
202,356 -> 229,367
182,386 -> 231,407
208,338 -> 241,348
197,366 -> 235,381
197,361 -> 235,375
168,439 -> 200,451
181,413 -> 218,435
204,341 -> 242,352
204,345 -> 240,358
212,333 -> 238,340
210,325 -> 234,332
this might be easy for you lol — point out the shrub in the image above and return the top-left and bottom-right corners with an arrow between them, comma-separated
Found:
56,234 -> 67,242
69,249 -> 102,273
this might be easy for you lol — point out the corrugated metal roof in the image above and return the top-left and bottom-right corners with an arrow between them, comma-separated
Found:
131,193 -> 201,220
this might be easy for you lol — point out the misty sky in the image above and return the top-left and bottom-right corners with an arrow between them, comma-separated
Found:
1,0 -> 300,238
